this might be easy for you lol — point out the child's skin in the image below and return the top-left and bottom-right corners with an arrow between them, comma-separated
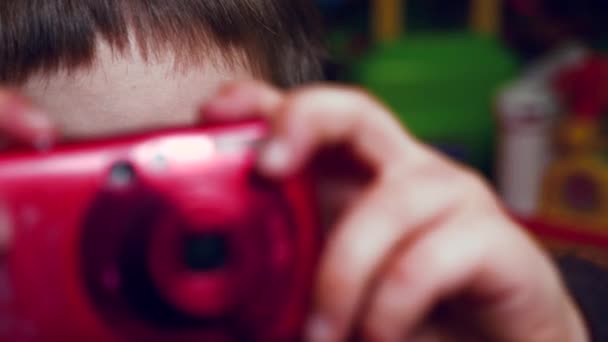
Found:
0,41 -> 588,341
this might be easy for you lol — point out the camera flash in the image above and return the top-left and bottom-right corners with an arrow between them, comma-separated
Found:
158,137 -> 215,164
134,136 -> 216,170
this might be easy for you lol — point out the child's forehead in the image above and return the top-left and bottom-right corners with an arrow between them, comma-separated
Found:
20,41 -> 255,140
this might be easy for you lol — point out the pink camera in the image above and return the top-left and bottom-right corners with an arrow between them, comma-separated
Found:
0,121 -> 320,341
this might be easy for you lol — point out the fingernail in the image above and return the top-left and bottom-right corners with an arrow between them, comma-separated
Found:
259,139 -> 291,175
306,315 -> 335,342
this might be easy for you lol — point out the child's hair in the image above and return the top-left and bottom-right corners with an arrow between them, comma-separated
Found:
0,0 -> 326,87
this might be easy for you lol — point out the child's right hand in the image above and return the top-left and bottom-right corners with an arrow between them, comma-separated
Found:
203,81 -> 589,342
0,89 -> 56,252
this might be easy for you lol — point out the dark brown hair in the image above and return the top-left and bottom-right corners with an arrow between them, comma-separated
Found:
0,0 -> 326,87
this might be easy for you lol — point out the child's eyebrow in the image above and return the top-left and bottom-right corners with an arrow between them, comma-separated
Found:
0,0 -> 325,88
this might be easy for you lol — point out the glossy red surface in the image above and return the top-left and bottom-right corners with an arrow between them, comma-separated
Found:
0,121 -> 319,341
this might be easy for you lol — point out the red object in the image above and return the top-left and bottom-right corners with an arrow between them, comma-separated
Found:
508,0 -> 542,17
518,216 -> 608,249
555,55 -> 608,120
0,121 -> 320,341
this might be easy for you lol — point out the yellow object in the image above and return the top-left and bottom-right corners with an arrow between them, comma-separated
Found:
372,0 -> 502,43
559,117 -> 599,151
539,116 -> 608,231
372,0 -> 404,42
540,154 -> 608,231
470,0 -> 502,36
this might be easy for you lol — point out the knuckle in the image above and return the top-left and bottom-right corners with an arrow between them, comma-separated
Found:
446,168 -> 495,208
289,84 -> 383,114
408,240 -> 447,275
386,152 -> 500,214
339,85 -> 378,103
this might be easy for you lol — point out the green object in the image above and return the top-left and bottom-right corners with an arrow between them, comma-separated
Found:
353,32 -> 517,174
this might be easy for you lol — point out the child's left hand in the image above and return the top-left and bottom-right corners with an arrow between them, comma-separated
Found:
202,81 -> 588,342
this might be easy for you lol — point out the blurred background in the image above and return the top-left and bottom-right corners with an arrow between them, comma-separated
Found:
316,0 -> 608,265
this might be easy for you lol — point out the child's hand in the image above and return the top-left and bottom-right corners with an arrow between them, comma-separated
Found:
203,81 -> 589,342
0,89 -> 56,253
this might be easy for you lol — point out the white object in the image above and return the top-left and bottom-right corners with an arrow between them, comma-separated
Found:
496,42 -> 588,216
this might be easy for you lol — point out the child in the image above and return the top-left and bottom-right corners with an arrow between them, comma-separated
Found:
0,1 -> 601,341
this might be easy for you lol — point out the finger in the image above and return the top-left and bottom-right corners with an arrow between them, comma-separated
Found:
199,81 -> 283,122
362,222 -> 490,341
0,90 -> 56,147
200,81 -> 296,172
257,86 -> 420,176
306,167 -> 487,342
363,218 -> 575,342
205,83 -> 425,177
0,90 -> 56,148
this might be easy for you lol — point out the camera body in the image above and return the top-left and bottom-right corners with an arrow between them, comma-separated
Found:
0,121 -> 319,341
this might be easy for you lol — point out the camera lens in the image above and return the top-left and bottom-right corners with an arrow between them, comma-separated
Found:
183,233 -> 229,272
